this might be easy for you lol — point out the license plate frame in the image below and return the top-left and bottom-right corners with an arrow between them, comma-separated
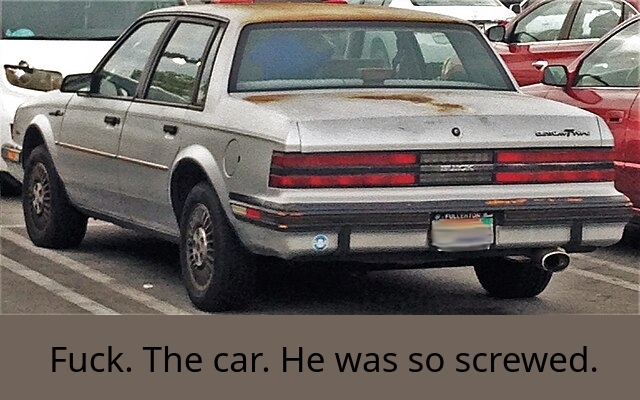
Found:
430,212 -> 495,252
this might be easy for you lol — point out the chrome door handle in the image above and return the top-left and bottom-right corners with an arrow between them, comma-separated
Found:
532,60 -> 549,70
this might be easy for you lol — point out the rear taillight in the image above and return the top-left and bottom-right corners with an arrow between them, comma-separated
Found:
271,152 -> 417,168
269,151 -> 418,188
496,149 -> 614,164
496,149 -> 614,184
269,148 -> 616,189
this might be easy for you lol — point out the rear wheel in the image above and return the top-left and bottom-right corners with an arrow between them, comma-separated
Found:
474,257 -> 553,299
179,182 -> 256,312
22,145 -> 87,248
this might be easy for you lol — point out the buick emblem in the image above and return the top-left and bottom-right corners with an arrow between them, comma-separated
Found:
440,164 -> 476,172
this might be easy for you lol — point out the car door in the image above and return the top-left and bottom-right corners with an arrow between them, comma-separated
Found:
502,0 -> 634,86
117,18 -> 222,236
499,0 -> 577,85
544,18 -> 639,206
57,19 -> 171,217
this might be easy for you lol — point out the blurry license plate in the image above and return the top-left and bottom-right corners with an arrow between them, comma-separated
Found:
431,212 -> 494,252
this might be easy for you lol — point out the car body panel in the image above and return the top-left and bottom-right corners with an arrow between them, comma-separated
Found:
492,0 -> 640,86
11,4 -> 631,261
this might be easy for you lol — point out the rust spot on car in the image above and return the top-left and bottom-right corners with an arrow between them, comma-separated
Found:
485,199 -> 528,206
235,4 -> 463,25
346,94 -> 465,112
243,94 -> 295,103
565,198 -> 584,203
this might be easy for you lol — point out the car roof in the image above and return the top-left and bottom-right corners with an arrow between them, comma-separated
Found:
146,3 -> 471,25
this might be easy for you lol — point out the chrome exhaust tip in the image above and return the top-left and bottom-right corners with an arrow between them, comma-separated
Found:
534,248 -> 571,273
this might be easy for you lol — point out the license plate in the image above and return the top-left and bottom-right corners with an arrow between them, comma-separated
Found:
430,212 -> 494,252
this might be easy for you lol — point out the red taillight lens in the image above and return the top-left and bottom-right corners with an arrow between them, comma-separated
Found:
270,173 -> 416,188
497,149 -> 614,164
269,148 -> 616,188
495,170 -> 615,184
496,148 -> 615,184
271,152 -> 417,168
269,151 -> 418,188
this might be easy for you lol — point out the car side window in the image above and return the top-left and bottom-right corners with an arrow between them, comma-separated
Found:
512,0 -> 573,43
145,22 -> 217,105
95,21 -> 169,98
575,19 -> 640,87
568,0 -> 623,40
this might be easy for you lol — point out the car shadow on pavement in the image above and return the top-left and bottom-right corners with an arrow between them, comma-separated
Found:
32,226 -> 557,315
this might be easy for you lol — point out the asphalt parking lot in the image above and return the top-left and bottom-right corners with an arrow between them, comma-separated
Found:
1,195 -> 637,315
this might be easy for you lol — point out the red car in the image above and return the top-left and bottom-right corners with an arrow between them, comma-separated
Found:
486,0 -> 639,86
522,15 -> 640,229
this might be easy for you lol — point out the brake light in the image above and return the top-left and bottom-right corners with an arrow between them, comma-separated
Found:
269,151 -> 418,188
497,149 -> 614,164
271,152 -> 417,168
269,148 -> 616,189
496,149 -> 614,184
270,173 -> 416,188
495,170 -> 615,184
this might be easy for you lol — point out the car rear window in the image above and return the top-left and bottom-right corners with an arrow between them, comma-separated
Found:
229,22 -> 515,92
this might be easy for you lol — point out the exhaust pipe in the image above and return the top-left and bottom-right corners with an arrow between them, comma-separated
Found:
533,248 -> 571,273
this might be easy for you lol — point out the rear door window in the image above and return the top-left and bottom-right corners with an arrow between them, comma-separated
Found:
145,21 -> 218,105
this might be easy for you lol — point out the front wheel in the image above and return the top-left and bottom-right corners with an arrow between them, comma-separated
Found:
22,145 -> 87,248
474,257 -> 553,299
179,182 -> 256,312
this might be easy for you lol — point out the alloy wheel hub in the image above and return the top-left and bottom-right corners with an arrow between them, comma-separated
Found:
192,227 -> 208,268
32,181 -> 45,215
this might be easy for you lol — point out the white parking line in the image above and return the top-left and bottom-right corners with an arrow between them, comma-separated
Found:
1,256 -> 119,315
572,254 -> 639,276
1,229 -> 194,315
568,268 -> 639,292
1,220 -> 112,229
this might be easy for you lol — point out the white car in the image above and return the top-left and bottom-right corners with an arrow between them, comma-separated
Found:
387,0 -> 516,31
0,0 -> 184,195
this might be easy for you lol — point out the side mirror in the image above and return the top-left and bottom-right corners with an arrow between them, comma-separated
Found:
60,73 -> 94,93
486,25 -> 506,42
509,4 -> 522,14
4,63 -> 63,92
542,65 -> 569,87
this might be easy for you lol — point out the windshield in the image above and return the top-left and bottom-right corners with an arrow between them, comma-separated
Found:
410,0 -> 503,6
0,0 -> 179,40
230,22 -> 514,92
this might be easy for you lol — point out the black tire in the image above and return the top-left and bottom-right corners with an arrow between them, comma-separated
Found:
621,224 -> 640,248
474,257 -> 553,299
179,182 -> 256,312
22,145 -> 87,248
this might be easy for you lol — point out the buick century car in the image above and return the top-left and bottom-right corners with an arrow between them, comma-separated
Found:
10,3 -> 632,312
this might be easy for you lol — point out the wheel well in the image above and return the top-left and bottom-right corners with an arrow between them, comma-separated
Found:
171,160 -> 209,223
21,126 -> 45,169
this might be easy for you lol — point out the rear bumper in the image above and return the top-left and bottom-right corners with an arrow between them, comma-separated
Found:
229,192 -> 632,262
